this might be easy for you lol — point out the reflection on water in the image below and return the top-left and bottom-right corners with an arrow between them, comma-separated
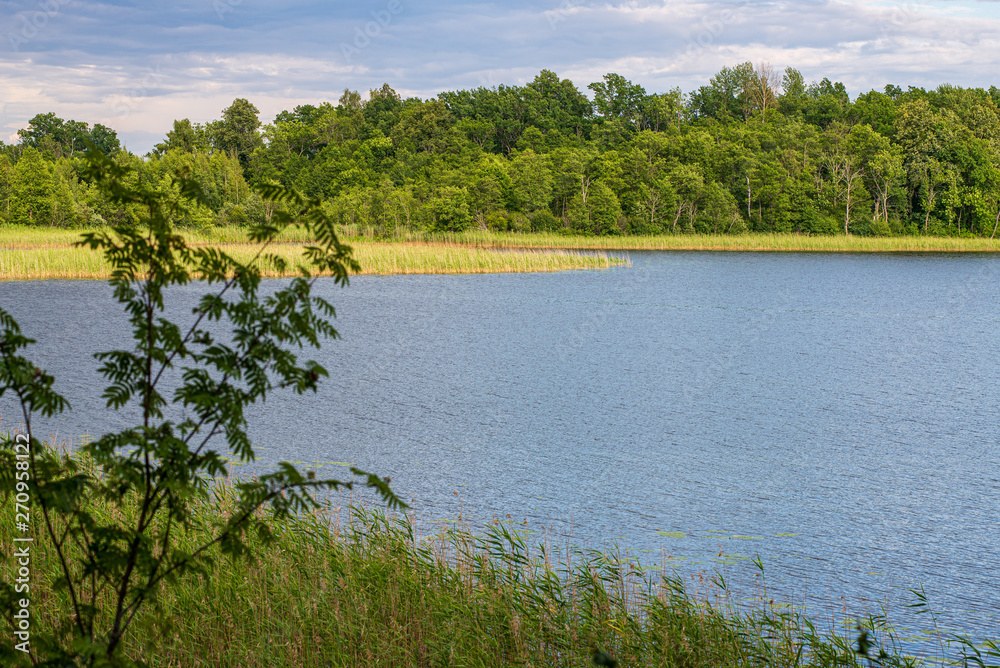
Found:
2,251 -> 999,651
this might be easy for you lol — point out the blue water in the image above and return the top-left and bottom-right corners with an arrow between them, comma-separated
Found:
2,251 -> 999,655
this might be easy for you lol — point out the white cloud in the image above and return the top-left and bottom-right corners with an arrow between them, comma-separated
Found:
2,0 -> 999,154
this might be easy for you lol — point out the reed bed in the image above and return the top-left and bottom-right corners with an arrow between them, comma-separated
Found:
216,242 -> 622,276
0,236 -> 622,280
422,230 -> 1000,252
345,243 -> 622,275
7,225 -> 1000,254
0,225 -> 314,249
3,223 -> 995,281
0,246 -> 111,280
0,227 -> 89,249
0,454 -> 937,668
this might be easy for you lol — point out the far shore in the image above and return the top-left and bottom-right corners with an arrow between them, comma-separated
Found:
416,229 -> 1000,253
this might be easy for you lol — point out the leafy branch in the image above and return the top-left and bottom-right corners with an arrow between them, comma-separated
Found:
0,142 -> 403,667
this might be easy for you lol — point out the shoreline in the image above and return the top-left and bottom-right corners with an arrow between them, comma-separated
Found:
412,230 -> 1000,253
2,226 -> 999,280
0,235 -> 626,281
0,457 -> 971,667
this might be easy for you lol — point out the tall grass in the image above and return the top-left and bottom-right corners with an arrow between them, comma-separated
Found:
418,230 -> 1000,252
4,223 -> 996,281
344,243 -> 623,275
0,225 -> 314,249
0,227 -> 624,280
0,246 -> 111,279
2,449 -> 974,667
7,225 -> 1000,253
161,242 -> 622,278
195,227 -> 1000,252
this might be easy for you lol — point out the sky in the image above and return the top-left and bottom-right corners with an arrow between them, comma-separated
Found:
2,0 -> 999,154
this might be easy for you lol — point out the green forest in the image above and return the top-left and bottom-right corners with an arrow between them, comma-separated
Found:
4,63 -> 1000,237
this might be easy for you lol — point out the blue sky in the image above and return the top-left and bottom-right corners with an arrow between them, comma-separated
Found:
2,0 -> 999,154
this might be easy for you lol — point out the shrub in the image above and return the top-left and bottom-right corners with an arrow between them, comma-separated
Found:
0,144 -> 401,666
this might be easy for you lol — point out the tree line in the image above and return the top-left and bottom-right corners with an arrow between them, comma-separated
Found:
4,64 -> 1000,237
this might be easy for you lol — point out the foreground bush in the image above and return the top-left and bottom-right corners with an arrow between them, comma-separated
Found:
0,144 -> 399,666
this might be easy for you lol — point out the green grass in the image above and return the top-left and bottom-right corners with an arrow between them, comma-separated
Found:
3,450 -> 980,667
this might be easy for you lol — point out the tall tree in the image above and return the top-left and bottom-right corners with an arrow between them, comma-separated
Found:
566,180 -> 622,234
852,91 -> 898,138
824,125 -> 866,234
639,89 -> 685,132
10,147 -> 56,225
89,124 -> 121,155
523,70 -> 593,139
438,85 -> 529,154
0,154 -> 13,222
745,62 -> 780,120
338,88 -> 364,113
17,112 -> 65,150
803,78 -> 852,128
688,62 -> 754,122
508,149 -> 553,212
849,124 -> 903,232
154,119 -> 209,155
363,84 -> 404,138
211,98 -> 263,169
390,99 -> 456,154
17,113 -> 117,157
588,74 -> 646,124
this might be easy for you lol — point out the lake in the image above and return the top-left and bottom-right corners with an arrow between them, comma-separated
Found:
2,251 -> 999,653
